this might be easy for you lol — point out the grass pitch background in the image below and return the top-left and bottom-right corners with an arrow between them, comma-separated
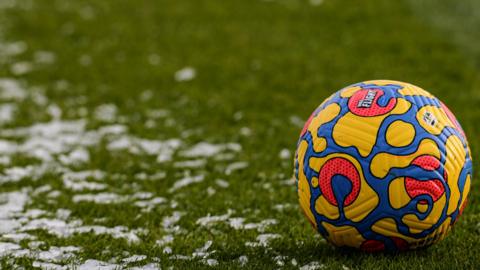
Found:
0,0 -> 479,269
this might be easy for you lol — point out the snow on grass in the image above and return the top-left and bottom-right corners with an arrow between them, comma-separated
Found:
62,171 -> 107,191
10,61 -> 33,75
59,147 -> 90,165
196,211 -> 278,233
279,148 -> 291,159
0,78 -> 27,100
0,103 -> 16,124
194,240 -> 213,255
0,52 -> 249,268
174,67 -> 196,82
168,174 -> 205,192
32,261 -> 67,270
196,211 -> 233,227
225,161 -> 249,175
162,211 -> 185,234
0,41 -> 27,56
215,178 -> 229,188
122,254 -> 147,263
173,159 -> 207,168
180,142 -> 241,158
134,197 -> 167,211
77,259 -> 119,270
72,193 -> 127,204
21,218 -> 142,243
245,234 -> 282,248
300,261 -> 326,270
0,190 -> 29,234
238,255 -> 248,266
155,235 -> 174,247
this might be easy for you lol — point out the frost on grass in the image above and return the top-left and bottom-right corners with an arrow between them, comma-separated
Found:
196,211 -> 278,233
169,174 -> 205,192
174,66 -> 196,82
180,142 -> 241,158
245,234 -> 282,248
0,42 -> 250,268
300,261 -> 326,270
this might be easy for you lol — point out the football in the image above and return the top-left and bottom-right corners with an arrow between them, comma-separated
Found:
294,80 -> 473,252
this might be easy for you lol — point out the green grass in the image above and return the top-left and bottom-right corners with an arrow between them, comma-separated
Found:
0,0 -> 479,269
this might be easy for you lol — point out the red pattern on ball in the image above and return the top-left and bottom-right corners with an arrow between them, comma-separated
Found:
405,178 -> 444,204
391,237 -> 409,251
406,156 -> 445,204
319,158 -> 361,206
361,240 -> 385,252
411,155 -> 441,171
348,89 -> 397,117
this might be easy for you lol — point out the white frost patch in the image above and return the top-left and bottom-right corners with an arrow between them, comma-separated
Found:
279,148 -> 291,160
0,41 -> 27,56
273,203 -> 293,212
0,190 -> 29,234
238,255 -> 248,266
2,233 -> 35,243
204,259 -> 218,266
77,259 -> 119,270
10,61 -> 33,75
274,255 -> 286,266
300,261 -> 325,270
72,193 -> 126,204
0,244 -> 80,266
245,234 -> 281,248
122,254 -> 147,263
61,170 -> 106,191
173,159 -> 206,168
21,218 -> 141,243
155,235 -> 174,247
192,240 -> 213,259
0,242 -> 21,257
181,142 -> 241,158
174,67 -> 196,82
0,103 -> 16,123
239,127 -> 252,137
228,218 -> 245,230
169,174 -> 204,192
0,164 -> 52,183
134,197 -> 167,212
130,263 -> 161,270
32,261 -> 67,270
162,211 -> 184,234
0,78 -> 27,100
215,179 -> 229,188
225,162 -> 248,175
59,147 -> 90,165
196,211 -> 277,232
37,246 -> 81,263
107,136 -> 182,161
94,104 -> 117,122
169,254 -> 191,260
196,211 -> 233,227
243,219 -> 278,232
